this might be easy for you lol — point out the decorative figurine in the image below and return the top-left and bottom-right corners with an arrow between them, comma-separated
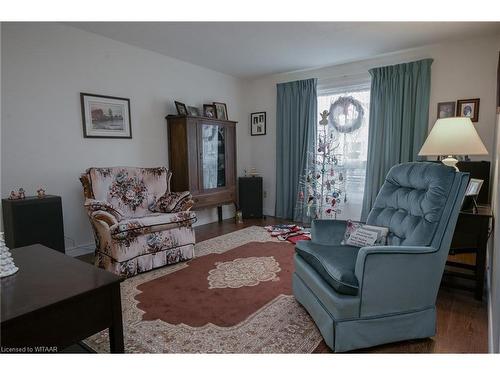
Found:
319,110 -> 329,126
1,233 -> 19,278
18,188 -> 26,199
235,210 -> 244,224
37,187 -> 46,198
8,188 -> 28,200
8,190 -> 19,200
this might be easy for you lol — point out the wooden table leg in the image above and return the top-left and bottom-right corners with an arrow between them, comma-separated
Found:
474,223 -> 488,301
109,285 -> 124,353
217,206 -> 223,222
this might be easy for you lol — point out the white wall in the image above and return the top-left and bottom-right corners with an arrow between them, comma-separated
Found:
490,109 -> 500,353
242,34 -> 500,216
1,22 -> 248,254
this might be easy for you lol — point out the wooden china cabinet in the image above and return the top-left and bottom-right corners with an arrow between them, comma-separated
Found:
166,115 -> 237,221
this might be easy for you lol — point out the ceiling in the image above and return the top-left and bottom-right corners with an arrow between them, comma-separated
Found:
68,22 -> 500,79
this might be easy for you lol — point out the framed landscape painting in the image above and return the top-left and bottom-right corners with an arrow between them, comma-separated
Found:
81,93 -> 132,138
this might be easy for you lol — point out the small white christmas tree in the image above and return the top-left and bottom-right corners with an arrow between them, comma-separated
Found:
1,232 -> 18,278
296,110 -> 346,221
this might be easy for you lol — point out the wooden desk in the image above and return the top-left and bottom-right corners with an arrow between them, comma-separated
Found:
446,205 -> 493,301
1,245 -> 123,353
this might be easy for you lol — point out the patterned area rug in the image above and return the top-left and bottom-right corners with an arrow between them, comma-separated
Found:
84,226 -> 323,353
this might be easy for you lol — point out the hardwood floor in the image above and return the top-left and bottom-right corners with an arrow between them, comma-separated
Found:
78,216 -> 488,353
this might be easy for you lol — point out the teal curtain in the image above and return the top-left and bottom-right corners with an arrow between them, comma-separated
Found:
361,59 -> 433,220
276,78 -> 317,221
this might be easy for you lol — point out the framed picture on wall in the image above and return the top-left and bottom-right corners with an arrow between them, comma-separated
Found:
456,98 -> 480,122
437,101 -> 456,119
80,93 -> 132,138
251,112 -> 266,136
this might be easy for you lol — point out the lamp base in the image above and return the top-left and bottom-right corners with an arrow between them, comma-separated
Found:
441,156 -> 459,171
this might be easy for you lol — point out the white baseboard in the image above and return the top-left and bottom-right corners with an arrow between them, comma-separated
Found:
66,243 -> 94,257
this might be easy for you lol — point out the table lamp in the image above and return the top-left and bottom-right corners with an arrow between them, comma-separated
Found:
418,117 -> 488,170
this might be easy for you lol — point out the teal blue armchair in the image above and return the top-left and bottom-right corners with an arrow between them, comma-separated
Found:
293,162 -> 469,352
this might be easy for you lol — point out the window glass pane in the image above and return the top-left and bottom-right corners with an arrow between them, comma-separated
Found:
317,86 -> 370,221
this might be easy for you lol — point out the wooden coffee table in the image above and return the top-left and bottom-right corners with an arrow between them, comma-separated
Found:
1,244 -> 124,353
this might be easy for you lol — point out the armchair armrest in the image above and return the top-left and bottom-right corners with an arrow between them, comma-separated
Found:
91,210 -> 119,227
310,219 -> 349,246
149,191 -> 193,213
354,245 -> 441,317
84,199 -> 123,221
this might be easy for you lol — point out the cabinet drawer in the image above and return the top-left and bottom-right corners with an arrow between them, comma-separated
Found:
193,190 -> 235,209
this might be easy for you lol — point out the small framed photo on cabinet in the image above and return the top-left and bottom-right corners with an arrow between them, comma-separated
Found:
187,106 -> 200,116
213,102 -> 228,120
251,112 -> 266,136
203,104 -> 216,118
175,101 -> 188,116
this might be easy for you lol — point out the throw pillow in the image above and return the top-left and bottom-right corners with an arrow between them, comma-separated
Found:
150,191 -> 193,213
341,220 -> 388,247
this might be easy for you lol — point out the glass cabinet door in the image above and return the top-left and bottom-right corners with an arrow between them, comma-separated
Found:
201,124 -> 226,190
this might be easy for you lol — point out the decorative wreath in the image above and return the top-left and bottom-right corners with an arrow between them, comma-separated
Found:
328,96 -> 364,133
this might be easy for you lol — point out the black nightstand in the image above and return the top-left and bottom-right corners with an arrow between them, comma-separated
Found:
445,205 -> 493,300
2,195 -> 65,253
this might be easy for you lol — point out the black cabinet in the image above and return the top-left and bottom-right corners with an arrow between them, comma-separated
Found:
2,195 -> 65,253
238,177 -> 263,219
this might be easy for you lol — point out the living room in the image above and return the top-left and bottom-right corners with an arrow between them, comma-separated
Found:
1,1 -> 500,373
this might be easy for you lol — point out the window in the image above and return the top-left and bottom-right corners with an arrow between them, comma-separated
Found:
316,83 -> 370,221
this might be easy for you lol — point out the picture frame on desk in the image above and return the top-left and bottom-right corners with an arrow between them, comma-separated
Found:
462,178 -> 484,213
465,178 -> 483,197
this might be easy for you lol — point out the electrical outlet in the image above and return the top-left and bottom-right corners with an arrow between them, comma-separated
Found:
263,190 -> 267,199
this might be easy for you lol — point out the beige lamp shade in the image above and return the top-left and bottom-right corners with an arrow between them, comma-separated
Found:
418,117 -> 488,157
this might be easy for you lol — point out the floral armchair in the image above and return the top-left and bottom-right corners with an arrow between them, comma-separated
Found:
80,166 -> 196,277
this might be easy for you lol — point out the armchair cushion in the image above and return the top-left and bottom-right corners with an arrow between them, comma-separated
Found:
110,211 -> 196,241
149,191 -> 193,213
366,162 -> 456,246
295,241 -> 360,296
86,166 -> 172,218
